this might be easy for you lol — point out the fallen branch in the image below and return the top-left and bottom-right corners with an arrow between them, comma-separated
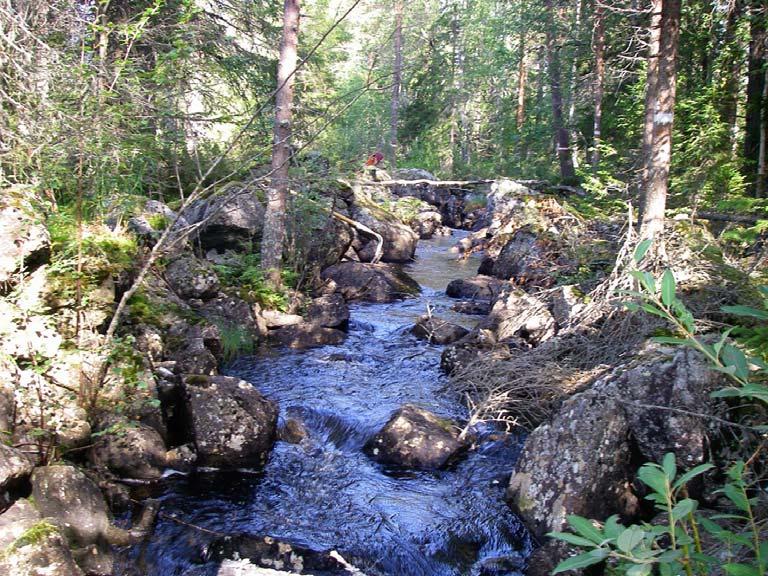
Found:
354,178 -> 493,188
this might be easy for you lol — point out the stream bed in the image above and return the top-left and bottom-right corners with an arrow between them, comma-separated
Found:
118,232 -> 532,576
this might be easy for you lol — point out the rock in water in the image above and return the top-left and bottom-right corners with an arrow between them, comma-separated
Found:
182,375 -> 278,468
411,316 -> 469,345
321,262 -> 420,303
365,404 -> 465,469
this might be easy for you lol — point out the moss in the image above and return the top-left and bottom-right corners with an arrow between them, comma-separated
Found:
7,521 -> 59,551
145,213 -> 169,231
127,290 -> 165,328
184,374 -> 211,386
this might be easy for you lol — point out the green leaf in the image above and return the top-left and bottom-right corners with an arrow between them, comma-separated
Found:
671,498 -> 697,521
565,515 -> 605,544
722,484 -> 750,512
641,303 -> 669,319
721,344 -> 750,381
603,515 -> 624,540
616,525 -> 645,553
673,463 -> 714,491
713,328 -> 735,357
652,336 -> 696,346
724,563 -> 761,576
634,238 -> 653,263
638,464 -> 669,496
720,305 -> 768,320
548,532 -> 598,547
661,270 -> 676,307
627,564 -> 652,576
552,549 -> 609,573
662,453 -> 677,482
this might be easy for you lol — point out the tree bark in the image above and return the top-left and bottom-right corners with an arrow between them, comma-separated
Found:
640,0 -> 681,239
390,0 -> 403,170
261,0 -> 300,287
639,0 -> 663,221
719,0 -> 743,154
591,0 -> 605,168
757,65 -> 768,197
566,0 -> 584,169
516,32 -> 527,130
744,0 -> 767,195
544,0 -> 576,182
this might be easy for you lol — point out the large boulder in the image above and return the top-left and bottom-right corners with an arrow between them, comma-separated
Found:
182,375 -> 278,468
31,465 -> 159,573
445,275 -> 503,301
188,187 -> 265,251
484,286 -> 556,345
269,324 -> 346,349
0,187 -> 51,283
365,405 -> 465,469
0,443 -> 34,502
478,226 -> 547,285
165,255 -> 220,300
349,186 -> 419,263
321,262 -> 420,303
0,500 -> 84,576
506,345 -> 729,545
88,420 -> 168,480
197,294 -> 268,341
305,294 -> 349,329
411,316 -> 469,345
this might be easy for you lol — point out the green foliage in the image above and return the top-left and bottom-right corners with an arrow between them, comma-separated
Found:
213,253 -> 291,311
550,452 -> 768,576
551,246 -> 768,576
217,323 -> 255,362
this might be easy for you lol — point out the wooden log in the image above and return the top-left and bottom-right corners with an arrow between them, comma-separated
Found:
695,211 -> 763,225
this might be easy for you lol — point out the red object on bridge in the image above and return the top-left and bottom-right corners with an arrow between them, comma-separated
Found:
365,152 -> 384,166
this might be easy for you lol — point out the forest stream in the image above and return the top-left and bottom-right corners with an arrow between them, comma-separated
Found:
117,231 -> 533,576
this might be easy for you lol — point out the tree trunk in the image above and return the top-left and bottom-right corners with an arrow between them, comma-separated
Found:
640,0 -> 681,239
757,65 -> 768,197
591,0 -> 605,168
261,0 -> 300,287
744,0 -> 767,195
516,32 -> 527,130
544,0 -> 576,182
390,0 -> 403,170
639,0 -> 663,219
719,0 -> 744,155
566,0 -> 583,169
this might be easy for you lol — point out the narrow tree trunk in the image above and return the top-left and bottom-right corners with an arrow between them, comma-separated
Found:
640,0 -> 681,239
566,0 -> 583,169
516,33 -> 527,130
757,65 -> 768,197
261,0 -> 300,287
390,0 -> 403,170
544,0 -> 576,182
639,0 -> 663,218
591,0 -> 605,168
719,0 -> 744,155
744,0 -> 767,195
